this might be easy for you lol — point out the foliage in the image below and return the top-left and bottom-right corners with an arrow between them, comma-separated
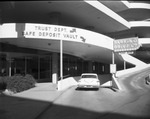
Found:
6,74 -> 36,93
0,76 -> 7,90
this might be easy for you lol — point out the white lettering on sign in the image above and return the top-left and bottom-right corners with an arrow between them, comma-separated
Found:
114,37 -> 140,52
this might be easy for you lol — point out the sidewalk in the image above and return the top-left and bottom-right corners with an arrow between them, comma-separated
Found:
0,83 -> 65,119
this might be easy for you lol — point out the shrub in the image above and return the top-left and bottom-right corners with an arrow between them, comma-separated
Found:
0,76 -> 7,91
24,74 -> 36,87
6,74 -> 36,93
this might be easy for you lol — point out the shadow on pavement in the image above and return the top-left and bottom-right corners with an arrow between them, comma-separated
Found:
1,92 -> 150,119
101,86 -> 119,92
75,87 -> 99,91
75,86 -> 118,92
0,93 -> 51,119
36,102 -> 150,119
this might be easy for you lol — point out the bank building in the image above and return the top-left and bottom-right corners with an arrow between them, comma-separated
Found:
0,1 -> 150,90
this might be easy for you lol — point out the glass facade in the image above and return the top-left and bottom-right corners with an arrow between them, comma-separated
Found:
0,51 -> 110,82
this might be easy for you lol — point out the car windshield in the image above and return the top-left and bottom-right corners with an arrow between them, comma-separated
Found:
81,75 -> 97,78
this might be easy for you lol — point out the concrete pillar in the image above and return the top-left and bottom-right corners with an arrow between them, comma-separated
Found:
25,57 -> 27,75
0,9 -> 2,24
124,60 -> 126,69
6,59 -> 12,77
88,61 -> 93,73
102,65 -> 104,73
8,60 -> 11,77
52,53 -> 58,84
49,12 -> 61,87
38,56 -> 40,80
6,54 -> 12,77
49,55 -> 52,80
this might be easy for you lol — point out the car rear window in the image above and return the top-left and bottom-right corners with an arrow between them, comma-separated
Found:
81,75 -> 97,78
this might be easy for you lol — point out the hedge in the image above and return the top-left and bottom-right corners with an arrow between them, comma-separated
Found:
0,76 -> 7,91
0,74 -> 36,93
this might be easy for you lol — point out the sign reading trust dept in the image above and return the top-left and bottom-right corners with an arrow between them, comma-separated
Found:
22,23 -> 84,42
113,37 -> 140,52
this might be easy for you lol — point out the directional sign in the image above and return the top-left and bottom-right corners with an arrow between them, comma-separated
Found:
114,37 -> 140,52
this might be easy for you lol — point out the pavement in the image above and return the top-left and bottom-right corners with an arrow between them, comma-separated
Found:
0,74 -> 112,119
0,83 -> 66,119
1,69 -> 150,119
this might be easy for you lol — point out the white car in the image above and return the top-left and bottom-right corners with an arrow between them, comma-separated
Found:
78,73 -> 100,89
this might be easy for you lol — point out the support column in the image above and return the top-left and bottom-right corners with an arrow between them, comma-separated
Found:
6,54 -> 12,77
60,39 -> 63,80
82,60 -> 84,73
8,60 -> 11,77
25,57 -> 27,75
111,51 -> 122,90
0,9 -> 2,24
102,65 -> 105,73
124,60 -> 126,70
49,55 -> 52,80
88,61 -> 93,73
52,53 -> 58,84
38,56 -> 40,80
6,58 -> 12,77
112,51 -> 115,64
49,12 -> 61,89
